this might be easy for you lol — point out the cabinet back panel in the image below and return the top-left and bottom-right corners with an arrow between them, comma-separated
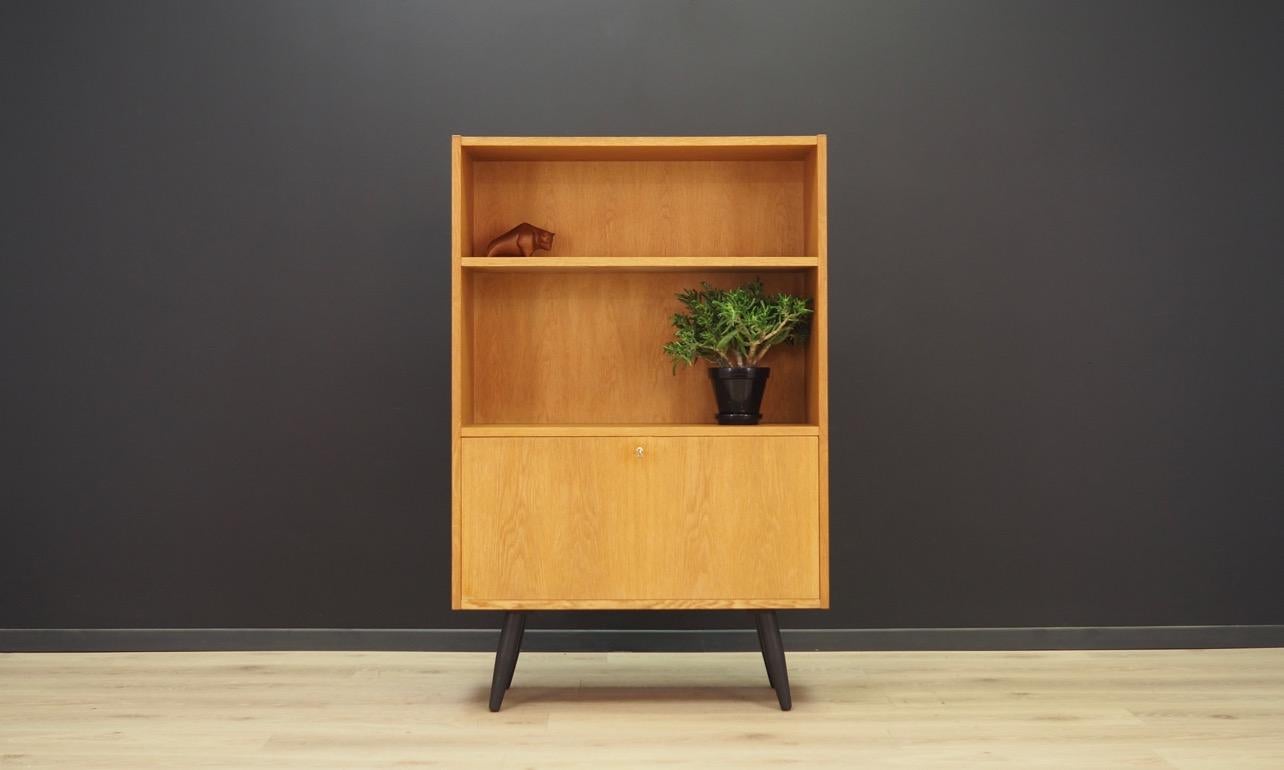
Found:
470,160 -> 806,257
469,271 -> 811,424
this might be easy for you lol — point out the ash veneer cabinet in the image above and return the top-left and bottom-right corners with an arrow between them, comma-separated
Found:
451,136 -> 828,710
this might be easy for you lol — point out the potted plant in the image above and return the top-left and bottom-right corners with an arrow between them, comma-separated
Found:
663,279 -> 812,425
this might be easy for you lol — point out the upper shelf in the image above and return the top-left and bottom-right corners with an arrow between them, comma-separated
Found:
459,135 -> 820,161
461,256 -> 819,272
455,135 -> 825,260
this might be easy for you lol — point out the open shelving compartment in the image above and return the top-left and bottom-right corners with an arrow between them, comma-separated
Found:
452,136 -> 828,435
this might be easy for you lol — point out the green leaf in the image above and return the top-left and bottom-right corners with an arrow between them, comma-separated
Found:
663,277 -> 812,371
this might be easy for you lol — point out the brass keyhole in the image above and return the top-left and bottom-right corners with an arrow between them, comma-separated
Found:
634,446 -> 644,458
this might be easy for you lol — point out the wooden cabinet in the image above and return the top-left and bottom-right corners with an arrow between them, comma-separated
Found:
452,136 -> 828,609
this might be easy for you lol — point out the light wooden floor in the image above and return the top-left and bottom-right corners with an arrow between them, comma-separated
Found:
2,649 -> 1282,769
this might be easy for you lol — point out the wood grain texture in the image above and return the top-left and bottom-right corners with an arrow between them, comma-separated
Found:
470,160 -> 806,257
450,135 -> 466,608
461,424 -> 820,438
469,270 -> 812,425
460,436 -> 820,605
4,649 -> 1282,768
458,598 -> 824,610
452,136 -> 828,611
812,134 -> 830,608
461,135 -> 818,161
462,256 -> 818,271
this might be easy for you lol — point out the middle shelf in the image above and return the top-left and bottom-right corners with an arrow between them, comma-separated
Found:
461,424 -> 821,437
460,267 -> 819,425
461,256 -> 818,272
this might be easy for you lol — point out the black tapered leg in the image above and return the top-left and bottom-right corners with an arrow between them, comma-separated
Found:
505,613 -> 527,690
489,612 -> 525,711
755,611 -> 791,711
753,612 -> 777,690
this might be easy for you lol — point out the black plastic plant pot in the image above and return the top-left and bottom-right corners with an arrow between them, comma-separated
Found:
708,367 -> 770,425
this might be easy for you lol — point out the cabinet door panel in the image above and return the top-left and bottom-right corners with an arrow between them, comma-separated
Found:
642,436 -> 820,600
461,436 -> 819,604
461,437 -> 642,602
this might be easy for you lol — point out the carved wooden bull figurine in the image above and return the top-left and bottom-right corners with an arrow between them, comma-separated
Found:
485,222 -> 555,257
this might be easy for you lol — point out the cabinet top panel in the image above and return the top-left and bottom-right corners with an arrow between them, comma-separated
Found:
457,135 -> 823,161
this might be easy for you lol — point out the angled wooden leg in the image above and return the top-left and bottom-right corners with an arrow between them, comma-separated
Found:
505,612 -> 527,690
489,612 -> 525,711
756,610 -> 792,711
753,612 -> 777,689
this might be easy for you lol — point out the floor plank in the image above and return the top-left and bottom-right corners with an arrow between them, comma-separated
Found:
1,649 -> 1281,768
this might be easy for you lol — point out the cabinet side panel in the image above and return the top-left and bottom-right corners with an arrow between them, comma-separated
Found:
815,135 -> 830,607
451,137 -> 463,608
451,139 -> 477,609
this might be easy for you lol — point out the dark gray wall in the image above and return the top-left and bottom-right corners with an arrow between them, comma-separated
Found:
2,0 -> 1282,636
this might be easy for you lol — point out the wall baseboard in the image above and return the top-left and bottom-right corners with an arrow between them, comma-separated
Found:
3,625 -> 1282,653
